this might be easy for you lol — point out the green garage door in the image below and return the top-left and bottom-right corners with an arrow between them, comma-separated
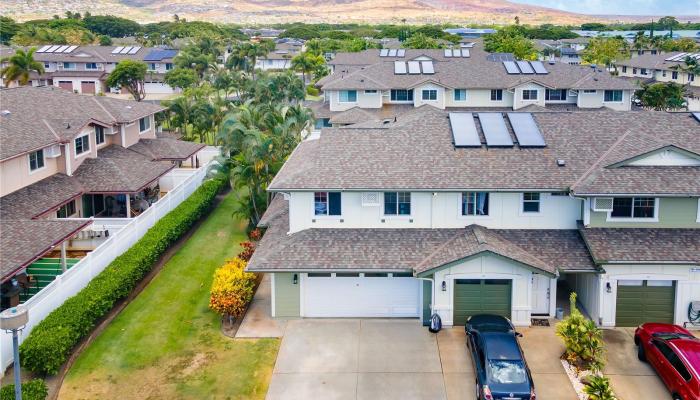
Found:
616,280 -> 675,327
453,279 -> 511,327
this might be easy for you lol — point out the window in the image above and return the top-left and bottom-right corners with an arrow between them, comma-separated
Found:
147,63 -> 157,71
662,70 -> 667,77
28,149 -> 45,171
62,62 -> 75,69
314,192 -> 341,216
336,273 -> 360,277
338,90 -> 357,102
165,63 -> 174,71
308,273 -> 331,277
56,201 -> 76,218
522,89 -> 538,100
44,62 -> 51,69
622,66 -> 627,73
522,193 -> 541,213
651,50 -> 657,55
653,341 -> 692,381
632,68 -> 637,74
139,116 -> 151,133
454,89 -> 467,101
390,89 -> 413,101
545,89 -> 566,101
641,68 -> 647,75
74,134 -> 90,155
610,197 -> 656,219
384,192 -> 411,215
364,89 -> 377,94
488,360 -> 528,384
365,273 -> 389,277
314,118 -> 332,129
672,71 -> 679,80
690,73 -> 695,82
85,62 -> 98,70
490,89 -> 503,101
421,89 -> 437,101
94,126 -> 105,145
461,192 -> 489,216
604,90 -> 623,102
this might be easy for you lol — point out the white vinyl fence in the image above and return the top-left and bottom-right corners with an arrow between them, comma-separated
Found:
1,163 -> 211,374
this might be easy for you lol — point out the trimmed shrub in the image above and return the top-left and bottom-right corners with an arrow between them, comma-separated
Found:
556,293 -> 605,372
582,375 -> 617,400
305,85 -> 319,96
0,379 -> 48,400
19,178 -> 225,375
209,257 -> 256,320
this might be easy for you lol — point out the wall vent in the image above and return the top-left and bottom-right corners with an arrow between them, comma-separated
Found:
361,192 -> 381,207
592,197 -> 614,212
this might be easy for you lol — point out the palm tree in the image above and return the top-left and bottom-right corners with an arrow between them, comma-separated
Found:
164,95 -> 196,138
1,47 -> 45,87
291,52 -> 324,85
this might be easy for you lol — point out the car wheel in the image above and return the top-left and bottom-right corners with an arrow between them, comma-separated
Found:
638,344 -> 646,362
672,394 -> 683,400
634,335 -> 640,345
476,382 -> 480,400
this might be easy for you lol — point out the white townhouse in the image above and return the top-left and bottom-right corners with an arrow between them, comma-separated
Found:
310,45 -> 638,128
248,106 -> 700,329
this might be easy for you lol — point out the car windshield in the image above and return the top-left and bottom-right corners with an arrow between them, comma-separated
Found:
487,360 -> 527,384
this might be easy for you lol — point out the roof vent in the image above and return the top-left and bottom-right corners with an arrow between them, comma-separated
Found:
0,110 -> 10,117
65,122 -> 71,129
556,159 -> 566,167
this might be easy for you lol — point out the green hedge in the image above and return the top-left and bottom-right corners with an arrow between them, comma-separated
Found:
19,178 -> 224,375
0,379 -> 48,400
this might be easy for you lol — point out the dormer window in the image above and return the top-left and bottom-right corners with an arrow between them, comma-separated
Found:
610,197 -> 656,219
28,149 -> 45,172
75,134 -> 90,155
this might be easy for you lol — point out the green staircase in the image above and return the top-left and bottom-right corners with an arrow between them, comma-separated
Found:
19,258 -> 81,302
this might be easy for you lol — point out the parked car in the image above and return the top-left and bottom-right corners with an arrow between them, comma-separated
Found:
635,323 -> 700,400
466,314 -> 536,400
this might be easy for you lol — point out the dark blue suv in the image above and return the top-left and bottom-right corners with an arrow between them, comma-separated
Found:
466,315 -> 536,400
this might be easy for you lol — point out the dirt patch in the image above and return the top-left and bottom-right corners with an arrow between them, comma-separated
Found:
180,352 -> 213,378
532,318 -> 551,327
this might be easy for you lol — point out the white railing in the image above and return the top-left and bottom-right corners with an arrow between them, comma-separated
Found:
0,162 -> 211,374
159,168 -> 198,192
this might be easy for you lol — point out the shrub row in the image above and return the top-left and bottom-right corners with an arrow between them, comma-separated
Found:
19,178 -> 225,375
0,379 -> 48,400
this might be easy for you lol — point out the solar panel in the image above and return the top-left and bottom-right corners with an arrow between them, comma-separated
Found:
388,49 -> 398,57
64,45 -> 78,53
444,49 -> 452,57
55,45 -> 70,53
421,61 -> 434,74
530,61 -> 548,74
112,46 -> 124,54
380,49 -> 389,57
453,49 -> 461,57
394,61 -> 407,74
503,61 -> 520,74
507,113 -> 546,147
666,52 -> 687,61
449,113 -> 481,147
461,49 -> 470,57
127,46 -> 141,54
397,49 -> 405,57
693,112 -> 700,123
119,46 -> 132,54
516,61 -> 534,74
407,61 -> 420,74
36,45 -> 52,53
478,113 -> 513,147
45,45 -> 61,53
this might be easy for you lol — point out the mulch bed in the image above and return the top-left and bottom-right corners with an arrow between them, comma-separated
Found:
531,318 -> 551,327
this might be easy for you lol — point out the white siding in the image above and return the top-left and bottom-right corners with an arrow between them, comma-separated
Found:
328,89 -> 382,111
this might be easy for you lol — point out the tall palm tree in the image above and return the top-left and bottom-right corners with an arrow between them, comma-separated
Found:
291,52 -> 320,85
1,47 -> 45,87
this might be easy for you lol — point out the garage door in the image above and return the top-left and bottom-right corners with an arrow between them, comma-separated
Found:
303,273 -> 420,317
616,280 -> 675,327
80,81 -> 96,94
58,81 -> 73,91
453,279 -> 511,327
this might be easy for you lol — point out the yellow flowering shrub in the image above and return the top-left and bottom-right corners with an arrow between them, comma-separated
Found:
209,257 -> 256,319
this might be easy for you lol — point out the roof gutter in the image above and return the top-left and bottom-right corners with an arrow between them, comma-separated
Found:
268,188 -> 568,193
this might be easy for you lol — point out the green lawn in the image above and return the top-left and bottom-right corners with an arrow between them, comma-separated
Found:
60,193 -> 279,400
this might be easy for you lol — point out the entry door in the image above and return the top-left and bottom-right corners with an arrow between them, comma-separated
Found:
531,274 -> 550,315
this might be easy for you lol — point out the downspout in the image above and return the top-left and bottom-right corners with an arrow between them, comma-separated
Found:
64,143 -> 72,176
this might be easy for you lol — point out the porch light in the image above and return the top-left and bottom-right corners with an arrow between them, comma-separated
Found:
293,274 -> 298,285
441,281 -> 446,291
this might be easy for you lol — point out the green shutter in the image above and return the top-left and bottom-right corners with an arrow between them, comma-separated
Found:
453,279 -> 511,327
615,281 -> 675,327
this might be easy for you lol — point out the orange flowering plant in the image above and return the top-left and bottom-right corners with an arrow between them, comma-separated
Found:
209,257 -> 256,320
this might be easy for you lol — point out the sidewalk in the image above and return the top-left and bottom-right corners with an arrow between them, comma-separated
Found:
236,274 -> 289,338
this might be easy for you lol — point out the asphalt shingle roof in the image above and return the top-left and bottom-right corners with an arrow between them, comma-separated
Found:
580,227 -> 700,264
128,138 -> 205,161
0,174 -> 83,220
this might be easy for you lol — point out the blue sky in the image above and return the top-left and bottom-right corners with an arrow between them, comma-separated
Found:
508,0 -> 700,16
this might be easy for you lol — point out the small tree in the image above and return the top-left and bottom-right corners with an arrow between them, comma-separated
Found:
164,68 -> 199,90
556,293 -> 605,372
0,47 -> 44,87
636,82 -> 687,110
582,375 -> 617,400
106,59 -> 147,101
209,257 -> 256,323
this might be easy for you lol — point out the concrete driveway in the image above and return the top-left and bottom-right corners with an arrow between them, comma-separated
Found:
603,328 -> 670,400
266,320 -> 577,400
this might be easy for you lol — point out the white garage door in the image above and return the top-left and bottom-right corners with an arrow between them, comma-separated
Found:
303,273 -> 420,317
143,82 -> 175,94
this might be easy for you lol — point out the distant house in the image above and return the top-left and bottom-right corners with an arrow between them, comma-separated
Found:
443,28 -> 497,38
255,39 -> 305,71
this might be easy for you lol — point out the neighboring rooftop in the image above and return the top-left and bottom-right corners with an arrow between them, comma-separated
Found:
580,227 -> 700,264
616,51 -> 700,69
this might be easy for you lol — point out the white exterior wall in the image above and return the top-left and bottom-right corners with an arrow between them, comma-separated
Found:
52,77 -> 102,94
576,89 -> 633,111
287,191 -> 582,233
581,264 -> 700,328
567,272 -> 601,323
431,254 -> 538,326
328,89 -> 382,111
444,88 -> 514,108
413,83 -> 446,109
513,83 -> 546,110
544,89 -> 578,105
255,59 -> 292,70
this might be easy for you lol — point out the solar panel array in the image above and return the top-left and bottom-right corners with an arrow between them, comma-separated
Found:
143,49 -> 178,61
693,112 -> 700,123
421,61 -> 435,74
449,113 -> 481,147
380,49 -> 389,57
502,60 -> 548,75
395,60 -> 434,75
380,49 -> 406,57
111,46 -> 141,55
388,49 -> 397,57
444,49 -> 470,58
394,61 -> 407,74
665,52 -> 700,62
487,53 -> 515,62
478,113 -> 513,147
507,113 -> 546,147
36,44 -> 78,54
407,61 -> 420,74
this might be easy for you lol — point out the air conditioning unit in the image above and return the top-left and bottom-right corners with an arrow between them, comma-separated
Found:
591,197 -> 614,212
45,144 -> 61,158
106,126 -> 118,135
361,192 -> 381,207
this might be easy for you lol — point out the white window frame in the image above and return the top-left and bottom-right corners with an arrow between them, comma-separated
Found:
521,89 -> 538,101
313,191 -> 342,218
43,62 -> 51,69
139,116 -> 151,134
62,62 -> 76,70
148,63 -> 157,71
165,63 -> 174,71
28,149 -> 46,174
74,134 -> 90,157
390,89 -> 414,102
606,197 -> 659,223
672,71 -> 679,80
85,62 -> 98,70
458,192 -> 490,218
421,89 -> 438,101
95,125 -> 105,145
338,90 -> 357,103
382,192 -> 412,218
454,89 -> 467,102
490,89 -> 503,101
603,90 -> 623,103
520,192 -> 542,215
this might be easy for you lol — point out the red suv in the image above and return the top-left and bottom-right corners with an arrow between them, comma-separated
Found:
635,323 -> 700,400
